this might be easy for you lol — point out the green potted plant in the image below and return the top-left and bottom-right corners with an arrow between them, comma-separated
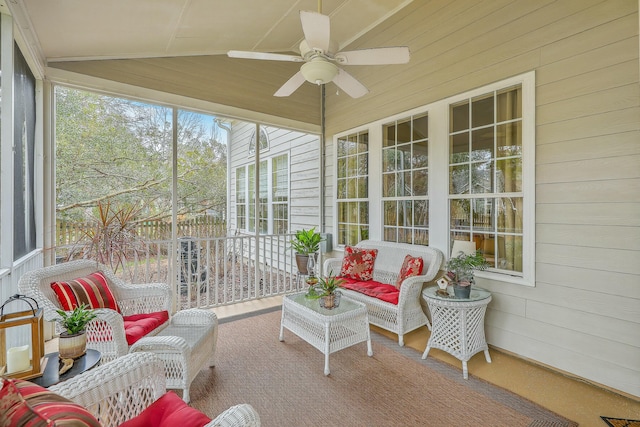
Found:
290,227 -> 323,275
305,273 -> 345,310
445,251 -> 489,298
56,303 -> 97,359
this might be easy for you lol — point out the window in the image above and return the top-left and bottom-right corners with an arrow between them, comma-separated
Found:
336,131 -> 369,246
449,85 -> 523,275
248,127 -> 269,155
382,113 -> 429,245
236,168 -> 246,230
237,153 -> 289,234
333,72 -> 534,285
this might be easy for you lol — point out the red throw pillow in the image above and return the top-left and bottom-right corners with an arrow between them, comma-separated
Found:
51,271 -> 120,313
0,378 -> 101,427
395,255 -> 424,288
339,246 -> 378,281
118,391 -> 211,427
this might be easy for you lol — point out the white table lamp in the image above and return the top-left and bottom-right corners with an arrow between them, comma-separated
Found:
451,240 -> 477,257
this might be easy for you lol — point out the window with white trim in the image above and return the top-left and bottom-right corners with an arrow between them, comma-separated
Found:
236,153 -> 289,234
382,113 -> 429,245
333,72 -> 534,285
449,85 -> 524,275
336,131 -> 369,246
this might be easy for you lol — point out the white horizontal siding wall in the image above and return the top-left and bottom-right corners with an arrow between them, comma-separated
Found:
229,121 -> 320,232
323,0 -> 640,397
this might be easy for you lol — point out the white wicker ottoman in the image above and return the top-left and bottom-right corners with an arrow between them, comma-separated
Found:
129,308 -> 218,402
279,291 -> 373,375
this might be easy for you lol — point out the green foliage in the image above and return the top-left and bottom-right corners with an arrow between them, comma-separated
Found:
290,227 -> 322,255
306,273 -> 345,299
445,251 -> 489,286
55,304 -> 97,335
55,86 -> 227,223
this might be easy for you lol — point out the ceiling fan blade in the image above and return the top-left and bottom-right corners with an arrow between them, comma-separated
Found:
332,68 -> 369,98
227,50 -> 303,62
300,11 -> 330,53
334,46 -> 410,65
274,71 -> 306,97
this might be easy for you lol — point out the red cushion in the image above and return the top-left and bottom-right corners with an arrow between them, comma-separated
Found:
339,278 -> 400,305
0,378 -> 101,427
118,391 -> 211,427
123,311 -> 170,345
51,271 -> 120,313
395,254 -> 424,288
339,246 -> 378,281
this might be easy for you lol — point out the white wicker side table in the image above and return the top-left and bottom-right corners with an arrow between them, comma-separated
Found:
421,286 -> 492,379
129,308 -> 218,402
279,291 -> 373,375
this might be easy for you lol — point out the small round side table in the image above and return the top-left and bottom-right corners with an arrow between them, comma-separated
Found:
31,349 -> 101,388
421,286 -> 492,379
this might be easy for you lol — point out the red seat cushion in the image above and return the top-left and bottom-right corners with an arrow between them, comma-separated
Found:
339,278 -> 400,305
0,378 -> 101,427
51,271 -> 121,313
118,391 -> 211,427
123,311 -> 170,345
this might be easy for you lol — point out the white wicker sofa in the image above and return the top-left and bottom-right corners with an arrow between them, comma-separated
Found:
49,352 -> 260,427
323,240 -> 443,346
18,259 -> 172,363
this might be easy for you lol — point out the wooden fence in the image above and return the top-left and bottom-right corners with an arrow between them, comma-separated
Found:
56,217 -> 227,246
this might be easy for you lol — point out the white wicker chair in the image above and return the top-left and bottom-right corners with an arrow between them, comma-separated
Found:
18,259 -> 172,363
50,352 -> 261,427
324,240 -> 444,346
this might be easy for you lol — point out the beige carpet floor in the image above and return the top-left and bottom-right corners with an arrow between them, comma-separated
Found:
189,308 -> 578,427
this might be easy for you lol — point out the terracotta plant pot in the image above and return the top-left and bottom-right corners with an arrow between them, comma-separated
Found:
59,331 -> 87,359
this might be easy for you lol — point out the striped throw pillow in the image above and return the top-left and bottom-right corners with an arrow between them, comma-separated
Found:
0,378 -> 102,427
51,271 -> 120,313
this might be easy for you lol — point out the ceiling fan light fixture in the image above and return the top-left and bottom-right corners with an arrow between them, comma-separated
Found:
301,58 -> 338,85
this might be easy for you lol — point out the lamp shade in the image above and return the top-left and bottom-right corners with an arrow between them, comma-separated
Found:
301,58 -> 338,85
451,240 -> 477,257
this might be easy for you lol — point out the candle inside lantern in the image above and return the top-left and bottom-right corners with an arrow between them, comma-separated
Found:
6,345 -> 31,374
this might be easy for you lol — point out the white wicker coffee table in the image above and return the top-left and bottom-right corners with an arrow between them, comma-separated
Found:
279,291 -> 373,375
421,286 -> 492,379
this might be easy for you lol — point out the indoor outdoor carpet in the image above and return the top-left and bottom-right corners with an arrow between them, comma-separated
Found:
189,308 -> 578,427
601,417 -> 640,427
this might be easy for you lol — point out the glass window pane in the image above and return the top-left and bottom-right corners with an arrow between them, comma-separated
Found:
337,157 -> 346,178
497,122 -> 522,157
471,161 -> 493,194
347,134 -> 357,155
472,94 -> 494,128
471,128 -> 494,161
384,201 -> 397,226
414,200 -> 428,226
496,158 -> 522,193
497,86 -> 522,121
359,202 -> 368,224
358,132 -> 369,152
397,144 -> 411,171
397,119 -> 411,144
451,101 -> 469,132
337,137 -> 347,157
337,178 -> 346,199
412,114 -> 428,141
383,123 -> 395,147
384,227 -> 397,242
347,178 -> 357,198
473,198 -> 494,232
450,199 -> 470,230
383,173 -> 395,197
450,133 -> 469,163
412,169 -> 428,196
412,141 -> 428,168
414,228 -> 429,245
450,164 -> 469,195
497,197 -> 523,233
497,235 -> 523,272
357,177 -> 368,198
357,154 -> 368,176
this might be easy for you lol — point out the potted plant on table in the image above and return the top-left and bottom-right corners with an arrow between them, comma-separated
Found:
290,227 -> 323,276
56,303 -> 97,359
444,251 -> 489,299
305,273 -> 345,310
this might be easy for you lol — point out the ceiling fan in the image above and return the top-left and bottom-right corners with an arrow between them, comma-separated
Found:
227,10 -> 410,98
